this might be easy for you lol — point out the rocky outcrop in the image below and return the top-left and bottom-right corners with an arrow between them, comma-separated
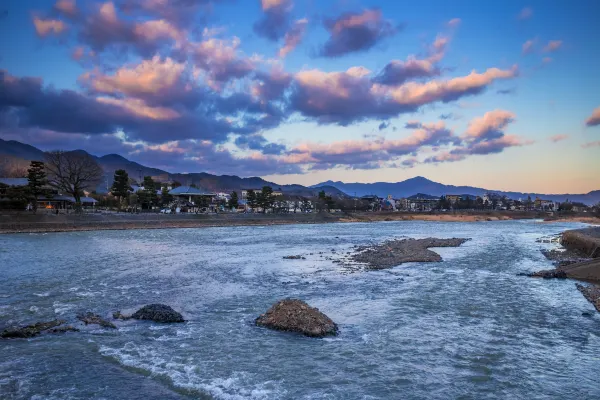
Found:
131,304 -> 185,323
49,325 -> 79,333
283,255 -> 306,260
525,270 -> 568,279
77,312 -> 117,329
112,311 -> 130,320
541,249 -> 591,267
576,284 -> 600,312
1,319 -> 65,339
561,228 -> 600,258
351,237 -> 470,269
256,299 -> 338,337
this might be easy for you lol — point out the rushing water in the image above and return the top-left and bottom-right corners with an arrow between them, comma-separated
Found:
1,220 -> 599,399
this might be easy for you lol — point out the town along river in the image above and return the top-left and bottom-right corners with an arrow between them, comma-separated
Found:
1,220 -> 599,399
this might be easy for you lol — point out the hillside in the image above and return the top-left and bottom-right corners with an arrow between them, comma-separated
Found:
0,139 -> 348,198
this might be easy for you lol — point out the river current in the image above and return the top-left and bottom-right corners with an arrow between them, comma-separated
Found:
1,220 -> 599,399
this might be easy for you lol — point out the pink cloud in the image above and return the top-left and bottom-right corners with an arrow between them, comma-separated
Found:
517,7 -> 533,20
133,19 -> 184,44
278,18 -> 308,58
522,39 -> 535,54
283,122 -> 458,168
261,0 -> 292,11
424,110 -> 532,164
291,65 -> 518,124
55,0 -> 77,16
549,134 -> 569,143
464,110 -> 515,140
383,66 -> 518,107
32,16 -> 67,37
585,106 -> 600,127
95,97 -> 180,120
190,36 -> 255,85
447,18 -> 461,28
375,35 -> 450,86
81,56 -> 186,98
543,40 -> 562,52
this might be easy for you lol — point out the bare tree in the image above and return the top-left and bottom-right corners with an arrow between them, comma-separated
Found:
45,151 -> 104,209
0,155 -> 29,177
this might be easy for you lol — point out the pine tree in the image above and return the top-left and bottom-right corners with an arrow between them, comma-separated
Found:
258,186 -> 274,212
110,169 -> 132,209
228,191 -> 239,210
247,190 -> 257,211
27,161 -> 47,214
139,176 -> 158,210
161,186 -> 172,207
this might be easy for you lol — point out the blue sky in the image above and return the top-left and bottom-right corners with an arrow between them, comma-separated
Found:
0,0 -> 599,193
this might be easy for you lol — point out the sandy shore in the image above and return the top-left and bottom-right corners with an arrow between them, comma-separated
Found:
0,211 -> 597,234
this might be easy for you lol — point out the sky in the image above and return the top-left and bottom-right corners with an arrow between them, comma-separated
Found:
0,0 -> 599,194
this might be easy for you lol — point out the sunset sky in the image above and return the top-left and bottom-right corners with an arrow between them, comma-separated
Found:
1,0 -> 599,193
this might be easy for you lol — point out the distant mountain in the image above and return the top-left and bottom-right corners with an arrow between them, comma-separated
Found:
315,176 -> 600,205
2,139 -> 597,204
0,139 -> 348,198
0,138 -> 46,160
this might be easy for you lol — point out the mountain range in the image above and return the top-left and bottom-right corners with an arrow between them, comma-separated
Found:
314,178 -> 600,205
0,139 -> 347,198
1,138 -> 599,204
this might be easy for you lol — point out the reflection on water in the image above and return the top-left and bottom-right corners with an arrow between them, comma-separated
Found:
1,220 -> 599,399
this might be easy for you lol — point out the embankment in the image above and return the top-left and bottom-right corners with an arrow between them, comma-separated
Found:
561,227 -> 600,258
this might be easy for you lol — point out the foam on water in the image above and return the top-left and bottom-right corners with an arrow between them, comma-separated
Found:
99,343 -> 285,399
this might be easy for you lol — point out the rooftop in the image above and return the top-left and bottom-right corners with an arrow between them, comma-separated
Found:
169,186 -> 215,196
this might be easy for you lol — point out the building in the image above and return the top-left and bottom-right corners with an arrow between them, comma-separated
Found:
168,186 -> 216,210
37,195 -> 98,210
0,177 -> 97,211
406,194 -> 440,211
241,188 -> 283,199
534,197 -> 554,211
446,195 -> 461,204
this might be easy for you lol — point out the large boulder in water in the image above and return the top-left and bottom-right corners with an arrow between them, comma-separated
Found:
131,304 -> 185,323
255,299 -> 338,337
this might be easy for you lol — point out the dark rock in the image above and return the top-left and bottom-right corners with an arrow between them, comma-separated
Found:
131,304 -> 185,323
541,249 -> 590,266
112,311 -> 130,320
77,312 -> 117,329
1,319 -> 65,339
255,299 -> 338,337
527,270 -> 568,279
49,325 -> 79,333
576,284 -> 600,313
283,255 -> 305,260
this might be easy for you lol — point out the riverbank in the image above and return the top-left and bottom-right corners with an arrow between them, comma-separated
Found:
2,210 -> 594,234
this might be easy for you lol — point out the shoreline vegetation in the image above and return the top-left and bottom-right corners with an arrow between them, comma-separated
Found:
0,210 -> 598,234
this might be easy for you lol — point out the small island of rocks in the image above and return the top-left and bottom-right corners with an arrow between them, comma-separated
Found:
350,237 -> 470,269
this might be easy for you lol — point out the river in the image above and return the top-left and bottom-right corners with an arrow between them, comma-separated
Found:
1,220 -> 599,399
